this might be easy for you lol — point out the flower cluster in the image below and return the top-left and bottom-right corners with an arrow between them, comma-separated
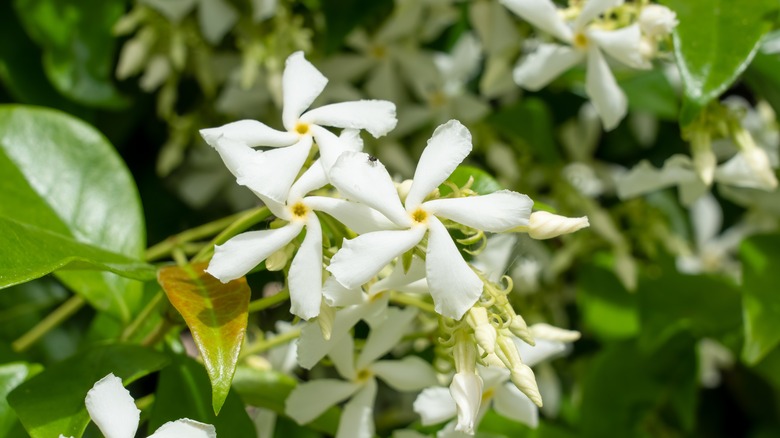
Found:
200,51 -> 589,435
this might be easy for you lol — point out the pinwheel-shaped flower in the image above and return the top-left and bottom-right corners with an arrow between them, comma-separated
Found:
501,0 -> 650,130
206,133 -> 394,319
60,374 -> 215,438
326,120 -> 533,319
200,51 -> 397,202
286,308 -> 437,438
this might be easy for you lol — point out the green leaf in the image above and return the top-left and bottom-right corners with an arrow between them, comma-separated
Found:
7,344 -> 169,438
740,234 -> 780,364
744,34 -> 780,116
621,70 -> 678,120
12,0 -> 128,108
232,366 -> 341,435
661,0 -> 777,125
637,258 -> 742,352
487,97 -> 560,163
149,356 -> 255,437
576,263 -> 639,340
0,105 -> 147,322
440,165 -> 503,196
158,263 -> 250,414
0,362 -> 41,437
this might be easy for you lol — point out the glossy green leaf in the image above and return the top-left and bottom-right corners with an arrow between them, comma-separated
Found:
232,366 -> 341,435
7,344 -> 169,438
744,33 -> 780,116
12,0 -> 128,108
488,97 -> 559,163
0,105 -> 148,322
158,263 -> 250,414
576,263 -> 639,340
0,362 -> 41,437
621,70 -> 678,120
740,234 -> 780,364
440,165 -> 503,196
661,0 -> 777,125
637,258 -> 742,352
149,356 -> 255,437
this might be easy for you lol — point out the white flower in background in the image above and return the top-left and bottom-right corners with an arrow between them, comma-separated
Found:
413,324 -> 579,435
697,338 -> 735,388
326,120 -> 534,319
469,0 -> 523,99
200,51 -> 397,202
60,373 -> 215,438
206,131 -> 395,319
638,4 -> 678,39
286,308 -> 437,438
500,0 -> 651,130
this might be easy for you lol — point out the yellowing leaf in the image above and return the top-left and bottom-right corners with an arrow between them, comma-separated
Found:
158,263 -> 250,414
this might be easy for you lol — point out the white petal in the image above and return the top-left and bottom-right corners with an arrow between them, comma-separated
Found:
306,196 -> 399,234
282,52 -> 328,130
715,149 -> 779,190
406,120 -> 473,210
85,374 -> 139,438
327,227 -> 426,289
302,100 -> 398,138
369,256 -> 427,295
615,155 -> 703,200
449,372 -> 483,435
413,387 -> 457,426
288,160 -> 328,202
328,332 -> 357,380
329,151 -> 412,227
574,0 -> 623,30
515,338 -> 568,367
371,356 -> 438,391
309,126 -> 351,180
211,137 -> 259,178
585,47 -> 627,131
285,379 -> 361,424
322,275 -> 364,307
335,379 -> 378,438
236,136 -> 313,203
588,24 -> 651,69
512,43 -> 583,91
690,193 -> 722,249
536,363 -> 563,418
206,223 -> 303,282
493,384 -> 539,428
200,120 -> 297,148
357,307 -> 418,368
426,217 -> 483,320
499,0 -> 573,42
424,190 -> 533,232
288,213 -> 323,320
148,419 -> 217,438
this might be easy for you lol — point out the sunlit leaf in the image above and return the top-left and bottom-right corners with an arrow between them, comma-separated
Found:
158,263 -> 250,414
0,106 -> 148,322
740,234 -> 780,365
0,362 -> 41,437
440,165 -> 503,196
7,344 -> 168,438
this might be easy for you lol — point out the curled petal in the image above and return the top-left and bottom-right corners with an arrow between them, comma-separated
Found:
200,120 -> 297,148
425,190 -> 533,232
288,212 -> 323,320
585,47 -> 627,131
329,151 -> 412,227
588,24 -> 651,69
413,387 -> 457,426
335,379 -> 378,438
500,0 -> 573,42
493,384 -> 539,428
285,379 -> 361,424
305,196 -> 400,234
206,223 -> 303,282
406,120 -> 473,210
371,356 -> 438,391
282,52 -> 328,130
148,419 -> 217,438
513,43 -> 583,91
302,100 -> 398,138
450,372 -> 484,434
426,217 -> 483,320
528,211 -> 589,239
85,374 -> 139,438
236,135 -> 313,203
328,227 -> 426,289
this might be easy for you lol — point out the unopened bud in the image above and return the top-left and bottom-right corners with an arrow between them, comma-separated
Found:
529,323 -> 581,343
450,372 -> 483,434
741,145 -> 778,189
510,363 -> 543,407
396,179 -> 414,203
528,211 -> 589,240
317,303 -> 335,341
265,245 -> 290,271
509,315 -> 535,345
467,307 -> 496,354
453,330 -> 478,374
639,5 -> 678,38
690,129 -> 715,186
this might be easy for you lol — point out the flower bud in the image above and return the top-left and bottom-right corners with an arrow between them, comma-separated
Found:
639,5 -> 678,38
317,303 -> 335,341
467,307 -> 497,354
528,211 -> 589,240
740,144 -> 778,189
690,129 -> 716,185
510,363 -> 543,407
529,323 -> 581,343
265,246 -> 290,271
450,372 -> 483,434
509,315 -> 534,345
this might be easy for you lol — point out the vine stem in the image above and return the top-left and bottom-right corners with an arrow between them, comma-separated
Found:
389,291 -> 436,314
12,295 -> 86,352
248,290 -> 291,314
145,210 -> 250,261
240,327 -> 302,359
192,207 -> 271,263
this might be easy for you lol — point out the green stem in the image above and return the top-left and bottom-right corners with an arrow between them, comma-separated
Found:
12,295 -> 86,352
248,290 -> 291,313
192,207 -> 271,263
141,319 -> 174,347
121,291 -> 165,341
390,291 -> 436,314
240,327 -> 302,358
145,211 -> 248,261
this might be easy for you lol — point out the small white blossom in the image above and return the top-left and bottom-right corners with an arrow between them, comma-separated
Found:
639,5 -> 678,38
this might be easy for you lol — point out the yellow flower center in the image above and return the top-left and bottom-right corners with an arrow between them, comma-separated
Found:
429,90 -> 447,108
370,45 -> 387,59
356,368 -> 373,383
481,387 -> 496,403
573,32 -> 589,49
294,122 -> 310,135
411,208 -> 428,224
291,202 -> 309,219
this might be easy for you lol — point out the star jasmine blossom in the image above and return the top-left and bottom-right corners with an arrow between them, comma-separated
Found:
326,120 -> 534,319
199,51 -> 398,202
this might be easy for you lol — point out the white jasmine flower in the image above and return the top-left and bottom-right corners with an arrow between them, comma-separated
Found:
501,0 -> 650,130
200,51 -> 397,202
62,373 -> 215,438
639,5 -> 678,38
286,308 -> 437,438
697,338 -> 735,388
206,132 -> 394,320
327,120 -> 534,319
